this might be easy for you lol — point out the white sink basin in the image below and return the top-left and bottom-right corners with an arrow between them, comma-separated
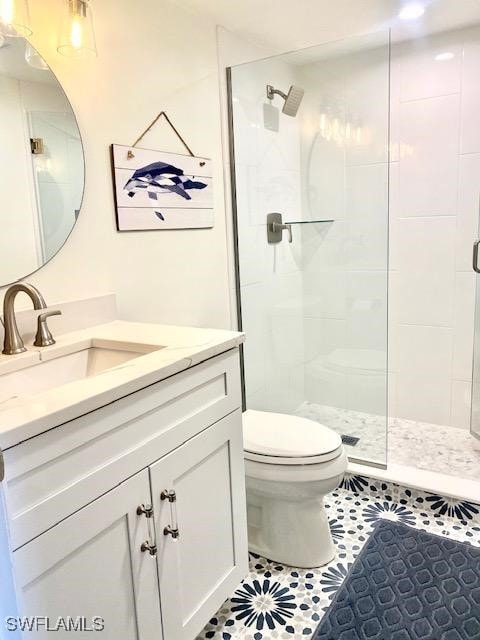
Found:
0,339 -> 163,405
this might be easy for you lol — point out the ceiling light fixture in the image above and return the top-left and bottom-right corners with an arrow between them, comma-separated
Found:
0,0 -> 32,37
398,3 -> 425,20
435,52 -> 455,62
57,0 -> 97,58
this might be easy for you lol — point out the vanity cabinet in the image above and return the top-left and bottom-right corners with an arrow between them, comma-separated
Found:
151,412 -> 246,640
4,349 -> 247,640
14,470 -> 163,640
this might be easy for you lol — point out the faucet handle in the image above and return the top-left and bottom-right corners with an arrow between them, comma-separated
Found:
34,310 -> 62,348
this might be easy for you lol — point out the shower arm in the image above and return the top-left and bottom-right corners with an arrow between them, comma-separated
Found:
266,85 -> 288,101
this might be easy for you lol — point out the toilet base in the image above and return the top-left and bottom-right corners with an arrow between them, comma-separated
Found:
246,492 -> 336,568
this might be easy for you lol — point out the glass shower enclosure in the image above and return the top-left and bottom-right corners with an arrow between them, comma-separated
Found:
228,32 -> 390,467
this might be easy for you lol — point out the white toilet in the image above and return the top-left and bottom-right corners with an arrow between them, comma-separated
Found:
243,410 -> 348,568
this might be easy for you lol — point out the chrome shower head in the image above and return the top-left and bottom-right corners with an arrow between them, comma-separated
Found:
266,84 -> 304,117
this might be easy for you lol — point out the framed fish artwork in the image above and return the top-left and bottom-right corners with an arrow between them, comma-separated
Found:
111,144 -> 214,230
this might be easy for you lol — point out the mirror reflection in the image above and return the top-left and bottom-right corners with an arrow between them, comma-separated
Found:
0,37 -> 84,286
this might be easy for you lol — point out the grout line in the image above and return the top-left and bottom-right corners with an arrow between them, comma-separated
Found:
399,90 -> 461,105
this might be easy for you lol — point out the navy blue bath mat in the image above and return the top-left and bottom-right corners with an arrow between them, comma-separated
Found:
314,520 -> 480,640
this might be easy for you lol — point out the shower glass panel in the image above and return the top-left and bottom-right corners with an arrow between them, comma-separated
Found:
471,241 -> 480,441
228,31 -> 390,467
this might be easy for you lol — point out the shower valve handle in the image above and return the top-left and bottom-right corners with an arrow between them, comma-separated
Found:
272,221 -> 292,243
267,213 -> 293,244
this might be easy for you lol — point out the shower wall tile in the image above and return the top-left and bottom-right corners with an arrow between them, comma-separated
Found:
393,217 -> 456,327
396,370 -> 452,426
393,215 -> 456,272
303,271 -> 348,320
303,317 -> 346,360
307,133 -> 345,220
345,163 -> 389,271
452,272 -> 476,382
346,271 -> 388,351
461,32 -> 480,154
395,325 -> 454,377
456,153 -> 480,272
389,27 -> 480,428
345,163 -> 389,220
389,59 -> 401,163
346,372 -> 387,416
388,372 -> 398,419
451,380 -> 473,430
398,94 -> 460,217
396,37 -> 462,102
240,282 -> 268,397
237,223 -> 270,286
401,278 -> 457,339
304,364 -> 348,409
344,48 -> 390,167
301,220 -> 347,271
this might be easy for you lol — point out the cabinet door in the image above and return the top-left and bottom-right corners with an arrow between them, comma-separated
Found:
13,470 -> 162,640
150,410 -> 248,640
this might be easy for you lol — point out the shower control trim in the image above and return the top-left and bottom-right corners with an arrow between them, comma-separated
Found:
473,240 -> 480,274
267,213 -> 292,244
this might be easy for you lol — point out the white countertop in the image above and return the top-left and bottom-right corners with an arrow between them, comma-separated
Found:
0,321 -> 244,450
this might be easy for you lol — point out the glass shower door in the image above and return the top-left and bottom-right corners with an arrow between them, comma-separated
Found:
471,240 -> 480,440
228,31 -> 390,467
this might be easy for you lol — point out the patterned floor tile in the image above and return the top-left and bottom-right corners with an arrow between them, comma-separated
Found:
197,477 -> 480,640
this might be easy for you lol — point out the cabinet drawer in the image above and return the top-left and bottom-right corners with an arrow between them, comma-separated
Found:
5,349 -> 241,549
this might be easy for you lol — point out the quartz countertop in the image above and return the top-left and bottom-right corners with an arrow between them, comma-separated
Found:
0,321 -> 244,450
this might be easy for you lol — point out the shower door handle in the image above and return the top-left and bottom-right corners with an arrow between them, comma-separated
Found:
473,241 -> 480,273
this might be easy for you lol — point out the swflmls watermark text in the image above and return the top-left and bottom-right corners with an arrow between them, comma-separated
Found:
5,617 -> 105,633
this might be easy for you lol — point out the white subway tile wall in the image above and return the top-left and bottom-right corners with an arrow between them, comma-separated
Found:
389,27 -> 480,429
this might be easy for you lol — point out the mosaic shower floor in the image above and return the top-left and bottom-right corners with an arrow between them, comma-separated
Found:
197,475 -> 480,640
296,402 -> 480,481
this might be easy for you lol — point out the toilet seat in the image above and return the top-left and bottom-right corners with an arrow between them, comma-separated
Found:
243,410 -> 343,465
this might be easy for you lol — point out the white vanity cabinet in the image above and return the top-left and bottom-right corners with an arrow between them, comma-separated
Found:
151,411 -> 246,640
14,470 -> 163,640
3,348 -> 248,640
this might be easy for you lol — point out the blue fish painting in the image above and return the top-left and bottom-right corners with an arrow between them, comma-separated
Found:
124,161 -> 208,201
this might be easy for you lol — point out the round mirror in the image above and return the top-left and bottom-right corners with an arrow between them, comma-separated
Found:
0,37 -> 84,286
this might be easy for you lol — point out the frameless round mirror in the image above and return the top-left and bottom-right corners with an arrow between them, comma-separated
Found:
0,37 -> 84,286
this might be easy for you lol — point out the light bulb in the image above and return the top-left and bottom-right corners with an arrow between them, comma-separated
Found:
0,0 -> 32,37
70,15 -> 82,49
57,0 -> 97,58
398,3 -> 425,20
0,0 -> 13,24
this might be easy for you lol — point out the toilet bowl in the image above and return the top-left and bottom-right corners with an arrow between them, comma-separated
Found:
243,410 -> 347,568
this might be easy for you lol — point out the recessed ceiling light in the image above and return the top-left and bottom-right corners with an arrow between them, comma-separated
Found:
435,52 -> 455,62
398,3 -> 425,20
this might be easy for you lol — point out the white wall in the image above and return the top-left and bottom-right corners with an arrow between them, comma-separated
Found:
389,27 -> 480,429
0,0 -> 232,331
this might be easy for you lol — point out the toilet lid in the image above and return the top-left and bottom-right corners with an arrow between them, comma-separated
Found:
243,410 -> 342,464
